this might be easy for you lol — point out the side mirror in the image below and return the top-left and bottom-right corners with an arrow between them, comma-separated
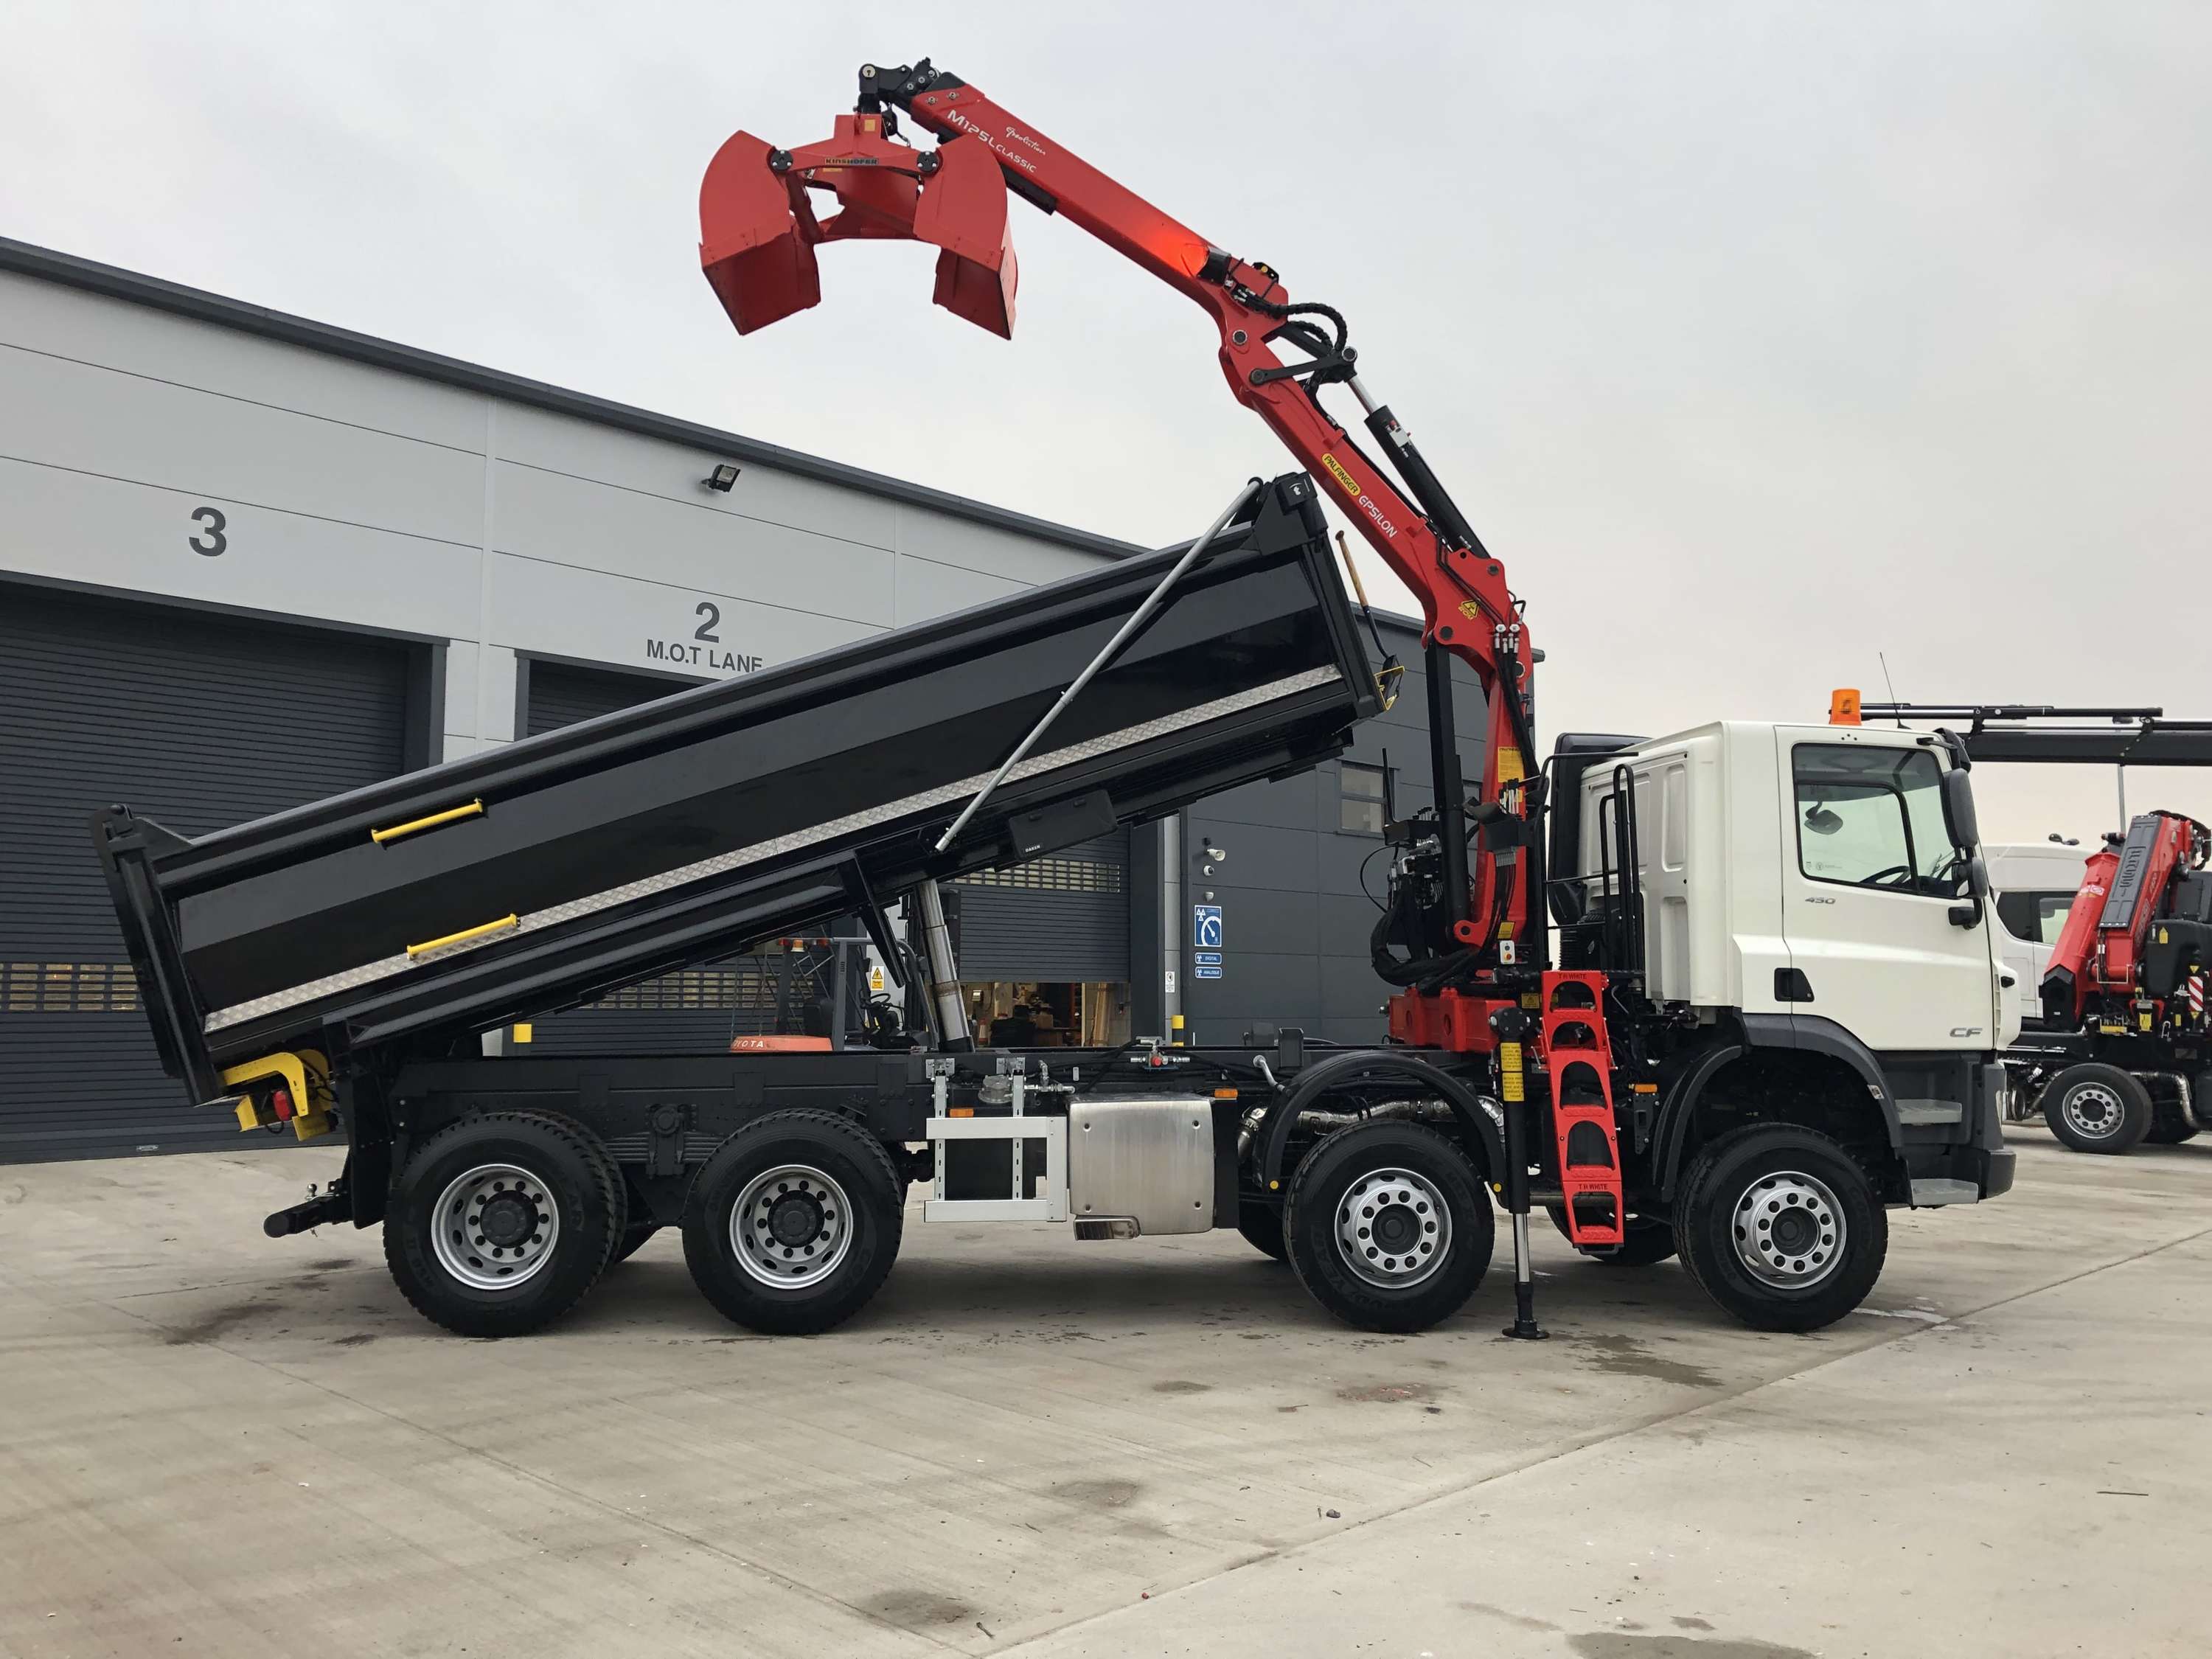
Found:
1942,767 -> 1980,851
1950,854 -> 1989,929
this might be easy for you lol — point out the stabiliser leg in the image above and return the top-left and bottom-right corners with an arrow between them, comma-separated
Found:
1506,1207 -> 1545,1341
1492,1006 -> 1547,1340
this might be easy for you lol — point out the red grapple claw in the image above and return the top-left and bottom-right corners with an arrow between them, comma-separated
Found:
699,129 -> 822,335
700,114 -> 1015,339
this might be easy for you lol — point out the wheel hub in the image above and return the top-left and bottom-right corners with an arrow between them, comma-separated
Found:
767,1192 -> 824,1248
1335,1166 -> 1451,1290
431,1163 -> 562,1292
2062,1084 -> 2123,1138
1731,1169 -> 1844,1290
731,1164 -> 855,1290
478,1193 -> 535,1248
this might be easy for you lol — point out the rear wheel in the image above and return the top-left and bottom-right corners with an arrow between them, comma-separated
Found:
2040,1063 -> 2153,1154
515,1109 -> 627,1269
2145,1077 -> 2201,1144
682,1110 -> 905,1335
1235,1200 -> 1288,1262
1282,1121 -> 1492,1332
383,1113 -> 618,1337
1674,1124 -> 1885,1332
1546,1204 -> 1677,1266
2145,1109 -> 2199,1145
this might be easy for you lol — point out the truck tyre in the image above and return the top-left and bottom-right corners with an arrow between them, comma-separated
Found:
1673,1124 -> 1885,1333
2039,1063 -> 2154,1154
513,1108 -> 628,1268
383,1113 -> 619,1338
610,1222 -> 661,1264
2144,1106 -> 2199,1144
682,1110 -> 904,1335
1235,1200 -> 1288,1262
1545,1204 -> 1678,1266
1281,1120 -> 1492,1333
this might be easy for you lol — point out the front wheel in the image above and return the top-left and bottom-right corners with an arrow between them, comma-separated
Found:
1282,1121 -> 1493,1332
2040,1063 -> 2153,1154
682,1110 -> 904,1335
1674,1124 -> 1886,1333
1235,1200 -> 1288,1262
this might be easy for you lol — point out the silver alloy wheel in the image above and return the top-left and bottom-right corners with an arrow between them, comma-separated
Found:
731,1164 -> 855,1290
431,1162 -> 562,1291
1731,1169 -> 1845,1289
2058,1082 -> 2126,1141
1335,1166 -> 1452,1289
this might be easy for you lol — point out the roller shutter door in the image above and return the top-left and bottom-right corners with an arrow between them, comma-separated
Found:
0,585 -> 413,1162
947,830 -> 1131,983
518,659 -> 764,1054
521,659 -> 694,739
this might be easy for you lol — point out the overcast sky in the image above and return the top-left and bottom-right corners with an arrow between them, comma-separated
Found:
5,1 -> 2208,845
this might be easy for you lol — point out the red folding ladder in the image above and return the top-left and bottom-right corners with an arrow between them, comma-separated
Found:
1540,969 -> 1627,1248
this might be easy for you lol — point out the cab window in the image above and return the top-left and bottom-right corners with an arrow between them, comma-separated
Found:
1792,745 -> 1966,897
1997,889 -> 2076,942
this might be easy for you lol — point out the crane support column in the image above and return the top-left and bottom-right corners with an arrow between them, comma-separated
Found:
914,879 -> 973,1052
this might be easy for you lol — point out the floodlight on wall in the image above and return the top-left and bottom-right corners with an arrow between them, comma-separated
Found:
703,462 -> 742,493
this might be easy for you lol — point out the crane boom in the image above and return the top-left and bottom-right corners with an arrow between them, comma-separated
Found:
700,58 -> 1541,1043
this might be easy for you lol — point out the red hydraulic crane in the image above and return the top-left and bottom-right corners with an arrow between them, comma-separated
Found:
698,58 -> 1543,1057
2042,811 -> 2212,1026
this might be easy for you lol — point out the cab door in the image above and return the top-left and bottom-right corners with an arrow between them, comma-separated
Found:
1775,731 -> 1997,1054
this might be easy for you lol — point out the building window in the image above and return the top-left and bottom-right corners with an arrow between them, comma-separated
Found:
1340,762 -> 1386,835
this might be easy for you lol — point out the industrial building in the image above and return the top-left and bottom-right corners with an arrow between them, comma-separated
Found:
0,237 -> 1481,1162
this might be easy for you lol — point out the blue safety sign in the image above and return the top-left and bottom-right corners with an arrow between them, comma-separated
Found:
1195,965 -> 1224,979
1193,951 -> 1222,968
1192,904 -> 1224,949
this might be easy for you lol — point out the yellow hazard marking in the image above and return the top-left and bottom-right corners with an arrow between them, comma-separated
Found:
406,914 -> 519,958
219,1048 -> 335,1141
1458,599 -> 1481,619
1321,453 -> 1362,497
1494,748 -> 1526,784
370,799 -> 484,846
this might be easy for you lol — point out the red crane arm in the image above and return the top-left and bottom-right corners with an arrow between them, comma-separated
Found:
700,59 -> 1541,981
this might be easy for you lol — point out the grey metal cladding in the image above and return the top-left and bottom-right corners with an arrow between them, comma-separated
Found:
0,236 -> 1146,563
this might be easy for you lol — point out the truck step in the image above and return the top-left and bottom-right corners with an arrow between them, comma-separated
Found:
1540,969 -> 1627,1248
1896,1099 -> 1965,1126
1908,1178 -> 1980,1206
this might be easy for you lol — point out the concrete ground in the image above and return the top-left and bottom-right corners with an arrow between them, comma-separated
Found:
1,1124 -> 2205,1659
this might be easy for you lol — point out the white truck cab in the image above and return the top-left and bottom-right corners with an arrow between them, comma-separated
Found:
1569,720 -> 2015,1216
1985,841 -> 2094,1030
